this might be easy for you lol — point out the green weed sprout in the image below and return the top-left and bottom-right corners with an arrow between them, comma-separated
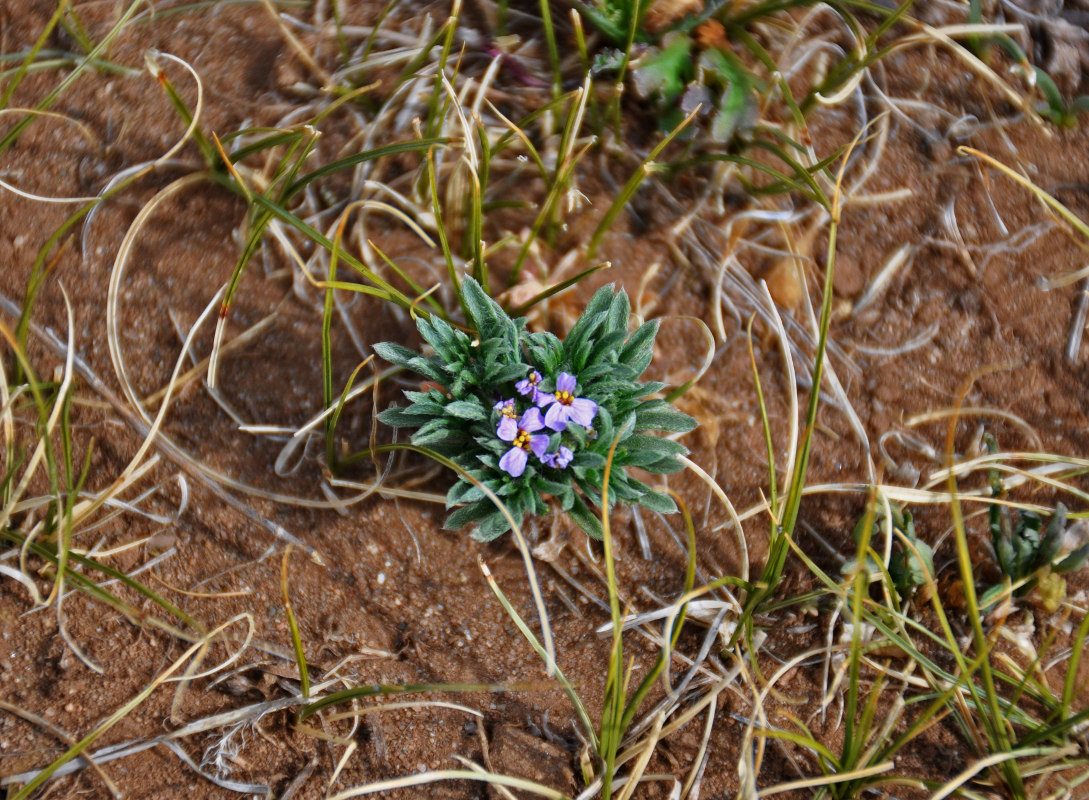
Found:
984,501 -> 1089,609
625,31 -> 757,142
982,437 -> 1089,610
589,16 -> 758,143
1033,68 -> 1089,128
844,502 -> 934,599
375,279 -> 695,541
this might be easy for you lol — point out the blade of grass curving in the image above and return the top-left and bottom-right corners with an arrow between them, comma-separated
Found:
4,530 -> 202,633
747,316 -> 778,512
731,129 -> 856,642
0,0 -> 145,149
372,442 -> 556,673
144,50 -> 214,166
281,546 -> 310,700
300,681 -> 508,721
507,261 -> 611,317
0,1 -> 68,109
662,315 -> 715,402
479,559 -> 597,747
587,106 -> 700,259
943,372 -> 1024,796
10,614 -> 253,800
427,146 -> 464,317
538,0 -> 562,98
597,430 -> 626,798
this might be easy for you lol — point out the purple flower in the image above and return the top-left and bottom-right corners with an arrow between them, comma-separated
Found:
515,369 -> 551,405
541,372 -> 597,431
497,407 -> 549,478
493,397 -> 517,418
541,446 -> 573,470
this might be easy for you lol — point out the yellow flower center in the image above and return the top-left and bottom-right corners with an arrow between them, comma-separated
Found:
501,404 -> 517,418
555,390 -> 574,406
513,430 -> 532,450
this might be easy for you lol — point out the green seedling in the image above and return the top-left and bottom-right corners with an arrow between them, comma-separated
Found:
375,279 -> 696,541
1033,68 -> 1089,128
965,4 -> 1089,128
844,502 -> 934,599
982,436 -> 1089,611
592,23 -> 758,143
983,501 -> 1089,611
624,32 -> 757,142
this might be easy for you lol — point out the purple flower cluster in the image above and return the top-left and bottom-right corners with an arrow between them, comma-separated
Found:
497,370 -> 596,478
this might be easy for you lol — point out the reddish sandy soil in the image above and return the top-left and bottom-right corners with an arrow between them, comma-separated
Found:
1,1 -> 1088,798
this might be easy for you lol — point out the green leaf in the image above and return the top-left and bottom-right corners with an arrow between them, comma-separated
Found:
1055,543 -> 1089,574
444,400 -> 488,421
377,407 -> 429,427
637,490 -> 677,514
631,34 -> 692,104
472,511 -> 514,542
406,356 -> 447,383
491,362 -> 528,386
373,341 -> 418,368
605,288 -> 630,335
446,479 -> 482,507
635,402 -> 697,432
565,288 -> 611,352
889,536 -> 934,592
413,423 -> 466,447
534,476 -> 570,495
417,316 -> 457,362
568,495 -> 603,539
618,319 -> 659,375
585,330 -> 628,367
624,433 -> 688,457
641,455 -> 685,475
445,499 -> 498,530
1038,503 -> 1067,567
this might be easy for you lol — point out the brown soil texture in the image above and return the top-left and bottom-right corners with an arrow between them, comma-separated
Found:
2,1 -> 1089,799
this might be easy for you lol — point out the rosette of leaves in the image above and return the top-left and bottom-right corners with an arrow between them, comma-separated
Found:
374,279 -> 696,541
985,503 -> 1088,602
981,435 -> 1089,610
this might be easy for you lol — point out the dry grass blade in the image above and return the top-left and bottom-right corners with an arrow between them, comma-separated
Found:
324,769 -> 571,799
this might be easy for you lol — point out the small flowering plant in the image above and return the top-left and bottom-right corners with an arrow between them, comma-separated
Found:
374,278 -> 696,541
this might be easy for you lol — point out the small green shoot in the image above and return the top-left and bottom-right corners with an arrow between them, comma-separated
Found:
982,437 -> 1089,611
843,502 -> 934,600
